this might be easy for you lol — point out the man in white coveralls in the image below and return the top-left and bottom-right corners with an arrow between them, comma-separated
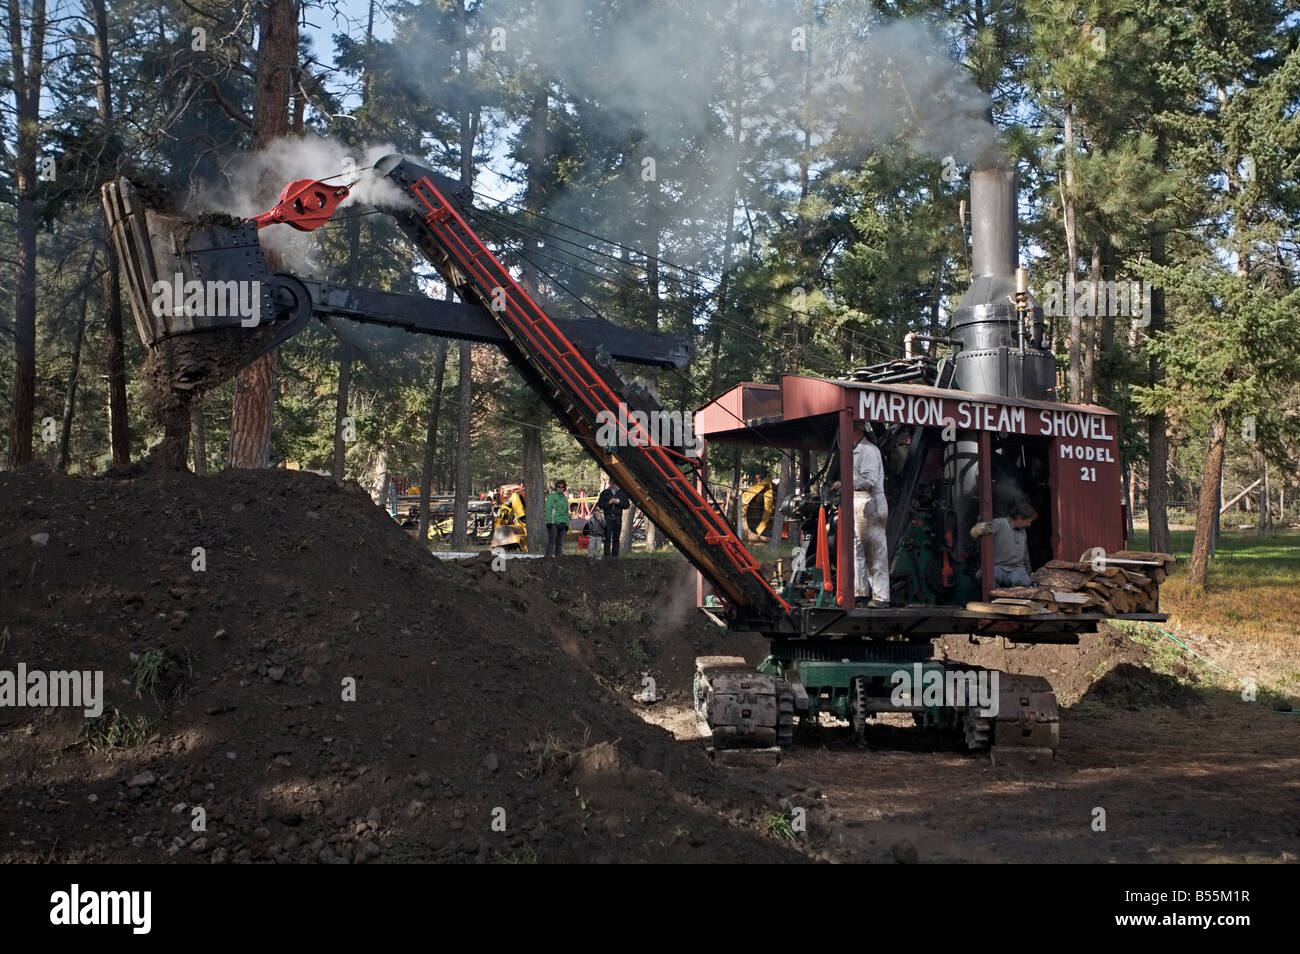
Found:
852,418 -> 890,608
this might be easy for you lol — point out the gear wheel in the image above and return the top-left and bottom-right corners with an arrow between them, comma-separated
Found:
849,675 -> 870,742
962,710 -> 992,752
777,681 -> 795,747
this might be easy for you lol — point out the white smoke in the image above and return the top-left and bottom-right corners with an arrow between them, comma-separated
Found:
191,134 -> 416,272
445,1 -> 1003,260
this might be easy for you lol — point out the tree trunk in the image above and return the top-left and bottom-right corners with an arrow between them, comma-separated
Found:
451,341 -> 473,548
1258,466 -> 1270,537
732,448 -> 743,537
1081,242 -> 1100,403
643,154 -> 663,550
102,236 -> 130,467
417,339 -> 449,544
190,401 -> 207,475
450,0 -> 476,549
228,0 -> 296,468
56,280 -> 90,471
329,0 -> 373,484
707,7 -> 744,395
332,345 -> 352,479
1121,450 -> 1134,542
6,0 -> 46,467
522,418 -> 545,552
769,453 -> 791,550
519,81 -> 548,553
1098,244 -> 1116,406
1061,104 -> 1081,402
621,502 -> 637,555
1146,229 -> 1171,555
1211,465 -> 1222,558
87,0 -> 129,463
369,441 -> 390,507
1186,410 -> 1227,586
228,355 -> 276,467
88,0 -> 130,468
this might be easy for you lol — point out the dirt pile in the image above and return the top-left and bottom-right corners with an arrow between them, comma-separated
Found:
0,464 -> 798,863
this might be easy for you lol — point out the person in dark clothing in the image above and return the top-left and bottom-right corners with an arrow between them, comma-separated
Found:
596,482 -> 629,557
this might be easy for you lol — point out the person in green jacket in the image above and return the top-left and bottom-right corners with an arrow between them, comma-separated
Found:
543,480 -> 570,557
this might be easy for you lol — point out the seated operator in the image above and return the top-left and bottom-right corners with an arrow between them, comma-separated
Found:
970,500 -> 1038,587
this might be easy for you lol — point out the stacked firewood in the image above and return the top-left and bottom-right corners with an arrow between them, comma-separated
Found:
987,551 -> 1175,615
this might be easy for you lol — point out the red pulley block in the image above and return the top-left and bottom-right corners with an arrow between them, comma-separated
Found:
250,179 -> 351,231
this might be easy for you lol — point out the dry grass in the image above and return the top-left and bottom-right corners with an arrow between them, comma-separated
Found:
1129,527 -> 1300,695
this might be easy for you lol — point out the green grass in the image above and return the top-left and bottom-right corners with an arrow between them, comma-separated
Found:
1127,527 -> 1300,584
82,709 -> 154,754
490,846 -> 540,864
603,601 -> 644,626
626,637 -> 651,666
766,813 -> 797,841
132,649 -> 166,701
1122,528 -> 1300,693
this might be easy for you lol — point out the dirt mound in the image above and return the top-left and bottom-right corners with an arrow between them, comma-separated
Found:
1080,662 -> 1203,710
461,553 -> 771,703
0,464 -> 798,863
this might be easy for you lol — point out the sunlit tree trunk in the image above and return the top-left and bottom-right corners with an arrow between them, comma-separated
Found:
6,0 -> 46,467
1186,410 -> 1226,586
228,0 -> 296,468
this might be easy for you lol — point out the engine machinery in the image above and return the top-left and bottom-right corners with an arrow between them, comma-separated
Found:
103,157 -> 1165,760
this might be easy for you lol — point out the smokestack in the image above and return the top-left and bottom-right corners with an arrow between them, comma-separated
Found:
946,163 -> 1053,402
969,167 -> 1018,280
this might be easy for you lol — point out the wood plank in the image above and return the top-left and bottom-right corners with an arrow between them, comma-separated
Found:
1044,559 -> 1089,571
966,600 -> 1044,616
1112,550 -> 1175,565
1032,567 -> 1091,589
991,586 -> 1055,601
992,597 -> 1047,608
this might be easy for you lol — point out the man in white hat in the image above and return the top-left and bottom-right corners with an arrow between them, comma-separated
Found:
852,418 -> 890,608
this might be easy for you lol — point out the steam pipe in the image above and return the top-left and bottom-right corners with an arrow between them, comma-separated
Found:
1015,266 -> 1028,351
903,333 -> 953,359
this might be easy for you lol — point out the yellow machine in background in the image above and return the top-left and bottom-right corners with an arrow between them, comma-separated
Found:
491,486 -> 528,550
489,487 -> 602,551
741,477 -> 775,539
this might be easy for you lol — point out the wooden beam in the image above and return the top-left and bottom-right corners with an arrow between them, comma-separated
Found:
1220,477 -> 1262,514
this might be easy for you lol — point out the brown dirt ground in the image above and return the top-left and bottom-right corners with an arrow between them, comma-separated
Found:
2,465 -> 1296,863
